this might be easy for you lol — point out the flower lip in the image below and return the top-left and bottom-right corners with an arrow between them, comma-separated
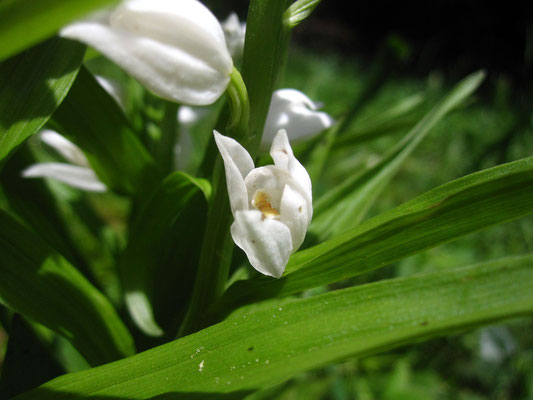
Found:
252,190 -> 281,220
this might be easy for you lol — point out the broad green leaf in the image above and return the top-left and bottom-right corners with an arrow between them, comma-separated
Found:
0,37 -> 84,169
0,209 -> 134,366
0,0 -> 118,61
119,172 -> 210,337
311,71 -> 485,240
52,66 -> 160,194
15,254 -> 533,399
214,156 -> 533,312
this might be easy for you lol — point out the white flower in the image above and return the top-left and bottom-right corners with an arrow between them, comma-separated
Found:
221,12 -> 246,60
22,130 -> 106,192
60,0 -> 233,106
262,89 -> 334,144
214,129 -> 312,278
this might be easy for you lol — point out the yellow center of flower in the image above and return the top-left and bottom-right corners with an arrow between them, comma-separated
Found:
252,191 -> 280,220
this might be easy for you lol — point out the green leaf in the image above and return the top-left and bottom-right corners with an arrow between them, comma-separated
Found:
284,0 -> 322,28
52,66 -> 161,194
0,147 -> 96,284
0,315 -> 64,398
0,209 -> 134,366
0,0 -> 119,61
0,37 -> 84,169
15,254 -> 533,399
334,92 -> 425,147
119,172 -> 210,337
312,71 -> 485,240
215,155 -> 533,312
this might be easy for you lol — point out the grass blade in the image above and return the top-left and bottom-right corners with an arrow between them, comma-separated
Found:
311,70 -> 485,239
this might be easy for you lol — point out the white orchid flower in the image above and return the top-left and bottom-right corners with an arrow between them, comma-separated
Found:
214,129 -> 312,278
60,0 -> 234,106
221,12 -> 246,60
262,89 -> 334,144
22,130 -> 106,192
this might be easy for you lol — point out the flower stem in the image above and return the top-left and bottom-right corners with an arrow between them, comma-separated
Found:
179,0 -> 291,336
225,67 -> 250,140
178,70 -> 250,337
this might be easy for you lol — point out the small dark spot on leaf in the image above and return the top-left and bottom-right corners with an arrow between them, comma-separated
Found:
298,206 -> 303,213
420,320 -> 428,326
248,347 -> 254,351
252,240 -> 256,243
281,149 -> 288,154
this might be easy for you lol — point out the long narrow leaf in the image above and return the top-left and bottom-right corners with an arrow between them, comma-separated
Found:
0,0 -> 118,61
0,147 -> 96,283
0,37 -> 84,169
311,70 -> 485,239
0,209 -> 134,366
15,254 -> 533,399
119,172 -> 210,337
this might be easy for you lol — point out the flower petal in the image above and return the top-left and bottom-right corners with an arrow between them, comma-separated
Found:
270,129 -> 312,203
263,89 -> 334,143
230,210 -> 293,278
213,131 -> 254,214
279,183 -> 311,250
22,163 -> 107,192
40,130 -> 89,167
221,12 -> 246,59
61,1 -> 232,105
110,0 -> 232,72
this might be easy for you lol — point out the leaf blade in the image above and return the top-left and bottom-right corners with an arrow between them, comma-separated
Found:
0,37 -> 84,168
0,0 -> 119,61
119,171 -> 210,336
311,70 -> 486,239
0,209 -> 134,366
15,254 -> 533,399
52,66 -> 160,194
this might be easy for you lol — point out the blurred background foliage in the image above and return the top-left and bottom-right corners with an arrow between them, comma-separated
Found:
1,1 -> 532,399
209,1 -> 533,399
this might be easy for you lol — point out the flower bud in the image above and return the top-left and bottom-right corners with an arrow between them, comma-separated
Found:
61,0 -> 233,105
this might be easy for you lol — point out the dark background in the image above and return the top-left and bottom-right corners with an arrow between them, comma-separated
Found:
210,0 -> 533,92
